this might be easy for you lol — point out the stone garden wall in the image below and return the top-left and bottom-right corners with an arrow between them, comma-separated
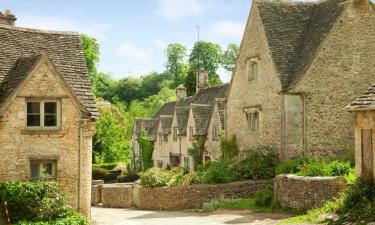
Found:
274,175 -> 347,210
98,179 -> 273,210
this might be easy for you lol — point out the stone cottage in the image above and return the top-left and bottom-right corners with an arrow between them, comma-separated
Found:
347,84 -> 375,182
225,0 -> 375,160
132,71 -> 227,171
0,11 -> 98,216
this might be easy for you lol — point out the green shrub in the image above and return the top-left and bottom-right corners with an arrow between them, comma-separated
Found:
92,162 -> 119,170
220,135 -> 239,160
233,145 -> 278,180
139,131 -> 154,171
295,159 -> 352,177
188,141 -> 205,169
92,167 -> 120,181
0,181 -> 87,224
116,172 -> 140,183
275,157 -> 310,175
140,167 -> 174,187
254,185 -> 275,208
200,161 -> 237,184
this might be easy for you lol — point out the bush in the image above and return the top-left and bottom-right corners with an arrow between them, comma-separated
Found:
92,167 -> 120,181
254,185 -> 275,208
140,167 -> 175,187
233,145 -> 278,180
220,135 -> 239,160
295,159 -> 352,177
0,181 -> 87,224
275,157 -> 310,175
200,161 -> 237,184
116,173 -> 140,183
92,162 -> 119,170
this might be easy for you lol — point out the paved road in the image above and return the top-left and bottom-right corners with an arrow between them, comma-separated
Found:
91,207 -> 294,225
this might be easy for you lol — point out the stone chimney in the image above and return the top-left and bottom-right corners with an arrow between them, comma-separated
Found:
196,70 -> 209,92
0,10 -> 16,26
354,0 -> 373,10
176,85 -> 187,101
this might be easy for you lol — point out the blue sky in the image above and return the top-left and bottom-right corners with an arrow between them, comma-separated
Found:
1,0 -> 252,82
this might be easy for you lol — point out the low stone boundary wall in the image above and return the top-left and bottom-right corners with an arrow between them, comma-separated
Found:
91,180 -> 104,206
100,179 -> 272,210
274,174 -> 347,210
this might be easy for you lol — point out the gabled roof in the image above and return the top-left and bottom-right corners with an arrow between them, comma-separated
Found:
347,84 -> 375,111
152,101 -> 176,118
176,107 -> 190,135
192,84 -> 229,105
133,118 -> 159,140
255,0 -> 345,90
191,104 -> 212,136
0,52 -> 42,105
0,25 -> 98,118
215,99 -> 225,130
160,115 -> 173,135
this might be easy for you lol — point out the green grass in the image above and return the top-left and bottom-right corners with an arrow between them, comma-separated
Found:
202,197 -> 272,212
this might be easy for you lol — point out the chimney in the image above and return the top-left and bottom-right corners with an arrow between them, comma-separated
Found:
176,85 -> 187,101
0,10 -> 16,26
354,0 -> 372,10
196,70 -> 209,92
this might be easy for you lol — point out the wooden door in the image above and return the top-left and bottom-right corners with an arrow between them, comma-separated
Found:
361,129 -> 373,182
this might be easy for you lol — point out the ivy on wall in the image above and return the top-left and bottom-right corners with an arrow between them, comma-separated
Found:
139,130 -> 154,171
220,135 -> 239,160
188,140 -> 205,169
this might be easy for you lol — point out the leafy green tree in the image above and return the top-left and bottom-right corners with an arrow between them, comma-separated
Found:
94,104 -> 129,163
165,43 -> 188,88
94,72 -> 114,99
80,34 -> 100,84
189,41 -> 223,86
184,69 -> 196,96
139,130 -> 154,171
221,44 -> 239,72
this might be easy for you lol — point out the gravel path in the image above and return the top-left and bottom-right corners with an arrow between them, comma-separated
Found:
91,207 -> 296,225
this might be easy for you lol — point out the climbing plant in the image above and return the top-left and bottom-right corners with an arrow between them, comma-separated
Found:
139,130 -> 154,171
220,134 -> 239,160
188,140 -> 205,169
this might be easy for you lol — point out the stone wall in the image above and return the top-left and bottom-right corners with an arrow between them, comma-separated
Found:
91,180 -> 104,206
100,180 -> 272,210
274,175 -> 347,210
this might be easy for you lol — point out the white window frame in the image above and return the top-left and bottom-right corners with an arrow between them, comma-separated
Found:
246,110 -> 260,132
26,100 -> 61,130
30,160 -> 57,180
247,59 -> 259,81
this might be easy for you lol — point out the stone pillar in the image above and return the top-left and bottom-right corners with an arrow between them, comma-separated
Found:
196,70 -> 209,92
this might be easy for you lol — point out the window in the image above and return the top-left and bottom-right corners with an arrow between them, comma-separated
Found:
26,100 -> 60,129
30,161 -> 57,180
189,126 -> 194,141
212,126 -> 220,140
247,111 -> 259,132
157,160 -> 163,168
173,127 -> 178,141
184,157 -> 190,172
247,59 -> 258,81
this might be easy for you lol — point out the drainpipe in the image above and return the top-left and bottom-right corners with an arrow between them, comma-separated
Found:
179,136 -> 182,166
78,122 -> 84,213
302,94 -> 306,156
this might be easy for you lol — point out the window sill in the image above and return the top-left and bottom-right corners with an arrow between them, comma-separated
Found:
22,129 -> 63,135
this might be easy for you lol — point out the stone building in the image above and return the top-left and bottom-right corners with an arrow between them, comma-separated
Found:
225,0 -> 375,160
347,84 -> 375,182
131,71 -> 228,171
0,11 -> 98,216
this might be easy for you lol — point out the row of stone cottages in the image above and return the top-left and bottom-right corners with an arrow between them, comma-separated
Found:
0,11 -> 97,216
132,0 -> 375,179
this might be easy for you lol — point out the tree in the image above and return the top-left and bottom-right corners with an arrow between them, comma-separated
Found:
184,69 -> 196,96
221,44 -> 239,72
165,43 -> 188,88
80,34 -> 100,84
189,41 -> 223,86
94,104 -> 129,163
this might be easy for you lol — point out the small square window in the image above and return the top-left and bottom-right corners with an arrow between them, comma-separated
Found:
30,161 -> 57,180
247,111 -> 259,132
26,100 -> 60,129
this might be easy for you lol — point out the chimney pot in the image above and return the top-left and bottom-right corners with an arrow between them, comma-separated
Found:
196,70 -> 209,93
0,10 -> 16,26
176,85 -> 187,101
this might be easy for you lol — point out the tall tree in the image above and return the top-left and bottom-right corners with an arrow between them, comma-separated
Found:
80,34 -> 100,84
165,43 -> 188,88
221,44 -> 239,72
189,41 -> 223,87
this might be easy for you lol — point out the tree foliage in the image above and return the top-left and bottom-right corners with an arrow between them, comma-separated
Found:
222,44 -> 239,72
80,34 -> 100,83
139,131 -> 154,171
165,43 -> 188,88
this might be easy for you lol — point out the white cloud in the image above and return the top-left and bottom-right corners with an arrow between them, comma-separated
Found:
208,21 -> 245,39
117,42 -> 150,62
16,14 -> 113,42
153,37 -> 168,49
155,0 -> 208,21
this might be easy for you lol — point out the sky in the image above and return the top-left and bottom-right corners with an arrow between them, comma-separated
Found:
0,0 -> 252,82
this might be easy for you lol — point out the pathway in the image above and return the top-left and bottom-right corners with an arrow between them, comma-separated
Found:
91,207 -> 297,225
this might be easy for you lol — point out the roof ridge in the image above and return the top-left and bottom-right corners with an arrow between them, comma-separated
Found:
0,24 -> 80,36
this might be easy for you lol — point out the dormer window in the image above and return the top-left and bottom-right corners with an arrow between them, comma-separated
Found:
247,59 -> 258,81
158,133 -> 163,146
26,100 -> 60,130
